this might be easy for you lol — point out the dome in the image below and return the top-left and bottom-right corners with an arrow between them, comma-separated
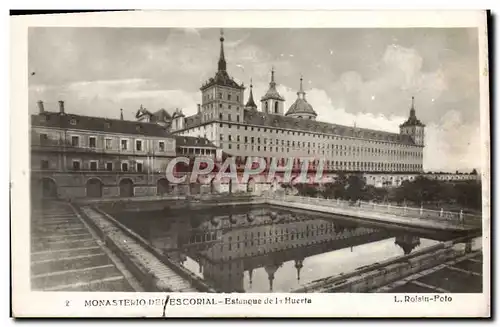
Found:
285,76 -> 317,118
286,98 -> 317,117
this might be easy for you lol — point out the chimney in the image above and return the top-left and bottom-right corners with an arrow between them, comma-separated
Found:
37,100 -> 44,114
58,100 -> 65,114
197,104 -> 201,114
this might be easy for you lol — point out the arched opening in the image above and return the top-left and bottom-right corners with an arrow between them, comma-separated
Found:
274,102 -> 279,114
247,178 -> 255,193
40,178 -> 58,199
270,178 -> 278,191
157,178 -> 170,196
210,178 -> 216,194
190,182 -> 201,195
119,178 -> 134,197
86,178 -> 103,198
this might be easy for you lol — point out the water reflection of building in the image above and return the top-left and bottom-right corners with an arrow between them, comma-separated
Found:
394,234 -> 421,255
152,209 -> 392,292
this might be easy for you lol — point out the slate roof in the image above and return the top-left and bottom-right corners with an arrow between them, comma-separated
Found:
243,109 -> 416,145
175,135 -> 217,148
136,107 -> 173,125
31,112 -> 171,137
285,98 -> 317,117
245,86 -> 258,109
400,113 -> 425,127
261,84 -> 285,102
152,109 -> 172,122
400,97 -> 425,127
200,70 -> 245,91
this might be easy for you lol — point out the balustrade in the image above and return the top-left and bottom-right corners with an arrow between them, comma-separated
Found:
267,194 -> 481,228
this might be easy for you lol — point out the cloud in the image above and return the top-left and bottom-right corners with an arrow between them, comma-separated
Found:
251,81 -> 479,172
28,28 -> 480,172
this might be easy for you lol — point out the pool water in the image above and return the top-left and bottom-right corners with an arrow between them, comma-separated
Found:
116,205 -> 462,293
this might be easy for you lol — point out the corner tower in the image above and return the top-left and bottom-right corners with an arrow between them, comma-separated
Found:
200,29 -> 245,124
399,96 -> 425,146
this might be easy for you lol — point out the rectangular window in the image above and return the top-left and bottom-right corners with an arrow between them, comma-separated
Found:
228,114 -> 232,121
121,162 -> 129,172
71,136 -> 79,147
237,115 -> 240,122
72,160 -> 80,170
121,139 -> 128,150
136,140 -> 143,151
105,138 -> 112,150
136,162 -> 143,172
90,161 -> 98,171
220,134 -> 223,141
39,133 -> 48,143
159,141 -> 165,152
106,162 -> 113,171
40,160 -> 49,169
89,136 -> 96,148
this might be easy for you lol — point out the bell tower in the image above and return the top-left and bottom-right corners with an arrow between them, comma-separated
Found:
399,96 -> 425,146
260,67 -> 285,115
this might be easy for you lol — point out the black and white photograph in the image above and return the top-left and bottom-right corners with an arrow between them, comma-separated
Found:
11,10 -> 490,318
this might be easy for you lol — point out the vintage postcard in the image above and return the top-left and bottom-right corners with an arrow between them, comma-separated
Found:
10,10 -> 490,318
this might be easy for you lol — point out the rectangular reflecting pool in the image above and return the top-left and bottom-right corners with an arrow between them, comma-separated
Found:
114,204 -> 467,293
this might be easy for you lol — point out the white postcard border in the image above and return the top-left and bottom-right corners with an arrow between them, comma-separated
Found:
10,10 -> 491,318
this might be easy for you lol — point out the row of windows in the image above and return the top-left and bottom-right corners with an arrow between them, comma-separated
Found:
220,155 -> 422,171
190,122 -> 419,148
176,148 -> 216,156
221,143 -> 423,161
203,92 -> 240,102
40,133 -> 168,152
40,159 -> 146,172
219,135 -> 422,157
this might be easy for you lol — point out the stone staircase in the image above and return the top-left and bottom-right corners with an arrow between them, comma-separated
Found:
80,206 -> 199,292
31,201 -> 135,291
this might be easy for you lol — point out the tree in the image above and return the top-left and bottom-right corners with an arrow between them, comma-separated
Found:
295,183 -> 319,197
345,174 -> 366,201
322,173 -> 348,199
471,168 -> 478,175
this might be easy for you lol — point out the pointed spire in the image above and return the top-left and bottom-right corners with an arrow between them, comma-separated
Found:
294,259 -> 304,281
261,68 -> 285,103
245,78 -> 257,110
218,29 -> 226,72
120,108 -> 123,120
268,274 -> 274,292
297,75 -> 306,99
410,96 -> 416,118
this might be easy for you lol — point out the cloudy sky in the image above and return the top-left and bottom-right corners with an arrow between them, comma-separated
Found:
28,27 -> 481,172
